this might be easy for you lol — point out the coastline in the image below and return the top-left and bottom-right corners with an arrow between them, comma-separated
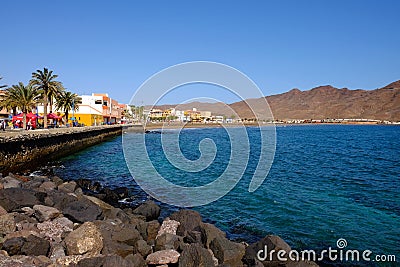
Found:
0,125 -> 123,174
140,122 -> 399,131
0,171 -> 319,266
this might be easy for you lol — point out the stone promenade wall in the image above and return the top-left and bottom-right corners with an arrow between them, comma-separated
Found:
0,125 -> 124,174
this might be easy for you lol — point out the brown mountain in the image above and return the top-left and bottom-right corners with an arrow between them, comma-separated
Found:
155,81 -> 400,121
231,81 -> 400,121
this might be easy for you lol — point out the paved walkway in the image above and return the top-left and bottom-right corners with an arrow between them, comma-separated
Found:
0,125 -> 125,142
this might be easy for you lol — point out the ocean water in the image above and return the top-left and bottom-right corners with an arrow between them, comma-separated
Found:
53,125 -> 400,266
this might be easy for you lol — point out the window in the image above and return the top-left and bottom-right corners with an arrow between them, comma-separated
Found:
95,100 -> 102,104
103,101 -> 108,106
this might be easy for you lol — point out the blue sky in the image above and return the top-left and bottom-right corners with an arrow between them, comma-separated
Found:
1,0 -> 399,104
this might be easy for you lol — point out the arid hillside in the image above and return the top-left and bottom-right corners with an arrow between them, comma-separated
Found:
155,81 -> 400,121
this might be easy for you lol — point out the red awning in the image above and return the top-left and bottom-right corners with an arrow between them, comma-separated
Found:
47,113 -> 62,119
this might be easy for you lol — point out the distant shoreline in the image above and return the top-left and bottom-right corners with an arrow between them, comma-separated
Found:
141,121 -> 399,130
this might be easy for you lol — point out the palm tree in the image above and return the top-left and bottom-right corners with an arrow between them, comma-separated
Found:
5,82 -> 40,129
30,68 -> 64,128
0,77 -> 6,89
55,91 -> 81,125
0,90 -> 18,115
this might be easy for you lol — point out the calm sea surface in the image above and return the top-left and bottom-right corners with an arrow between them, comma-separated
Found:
53,125 -> 400,265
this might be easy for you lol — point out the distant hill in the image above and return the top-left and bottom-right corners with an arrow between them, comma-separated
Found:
155,81 -> 400,121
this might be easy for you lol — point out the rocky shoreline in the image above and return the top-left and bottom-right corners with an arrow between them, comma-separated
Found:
0,172 -> 318,267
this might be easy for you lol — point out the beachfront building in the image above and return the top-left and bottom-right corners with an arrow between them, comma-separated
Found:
74,93 -> 121,126
200,111 -> 212,122
148,109 -> 164,121
175,110 -> 186,122
0,91 -> 9,119
184,108 -> 201,122
213,115 -> 224,123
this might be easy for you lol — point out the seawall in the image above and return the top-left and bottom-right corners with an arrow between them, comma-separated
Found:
0,125 -> 128,174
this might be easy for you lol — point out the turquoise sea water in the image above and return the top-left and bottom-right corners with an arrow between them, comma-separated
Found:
53,125 -> 400,266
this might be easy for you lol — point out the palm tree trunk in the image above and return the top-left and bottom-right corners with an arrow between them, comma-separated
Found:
65,110 -> 69,126
23,112 -> 27,130
43,96 -> 48,128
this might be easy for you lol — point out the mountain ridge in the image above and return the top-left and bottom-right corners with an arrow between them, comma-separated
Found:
155,80 -> 400,121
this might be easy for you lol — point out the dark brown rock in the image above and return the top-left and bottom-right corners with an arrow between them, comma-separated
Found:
1,176 -> 21,189
62,198 -> 102,223
179,243 -> 215,267
0,188 -> 41,212
20,234 -> 50,256
33,204 -> 61,222
58,181 -> 77,193
135,239 -> 152,257
133,200 -> 160,221
146,220 -> 160,242
2,237 -> 25,255
103,240 -> 134,258
125,253 -> 147,267
200,222 -> 226,249
155,233 -> 184,251
94,219 -> 135,257
170,209 -> 202,236
111,225 -> 141,246
210,236 -> 245,267
244,235 -> 291,265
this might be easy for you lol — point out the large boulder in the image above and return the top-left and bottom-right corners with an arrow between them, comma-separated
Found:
133,200 -> 160,221
61,197 -> 103,223
200,222 -> 226,248
57,181 -> 77,193
93,219 -> 136,257
36,217 -> 73,242
20,234 -> 50,256
32,204 -> 61,222
38,181 -> 56,192
244,235 -> 319,267
156,217 -> 180,238
146,220 -> 160,242
179,243 -> 216,267
135,239 -> 152,257
46,191 -> 77,209
111,225 -> 141,246
146,249 -> 180,265
1,176 -> 21,189
244,235 -> 291,265
170,209 -> 202,236
210,236 -> 245,267
125,253 -> 147,267
155,233 -> 184,251
64,222 -> 103,256
0,188 -> 42,212
2,237 -> 25,255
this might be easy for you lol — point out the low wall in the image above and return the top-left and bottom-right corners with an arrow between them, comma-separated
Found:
0,125 -> 125,174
